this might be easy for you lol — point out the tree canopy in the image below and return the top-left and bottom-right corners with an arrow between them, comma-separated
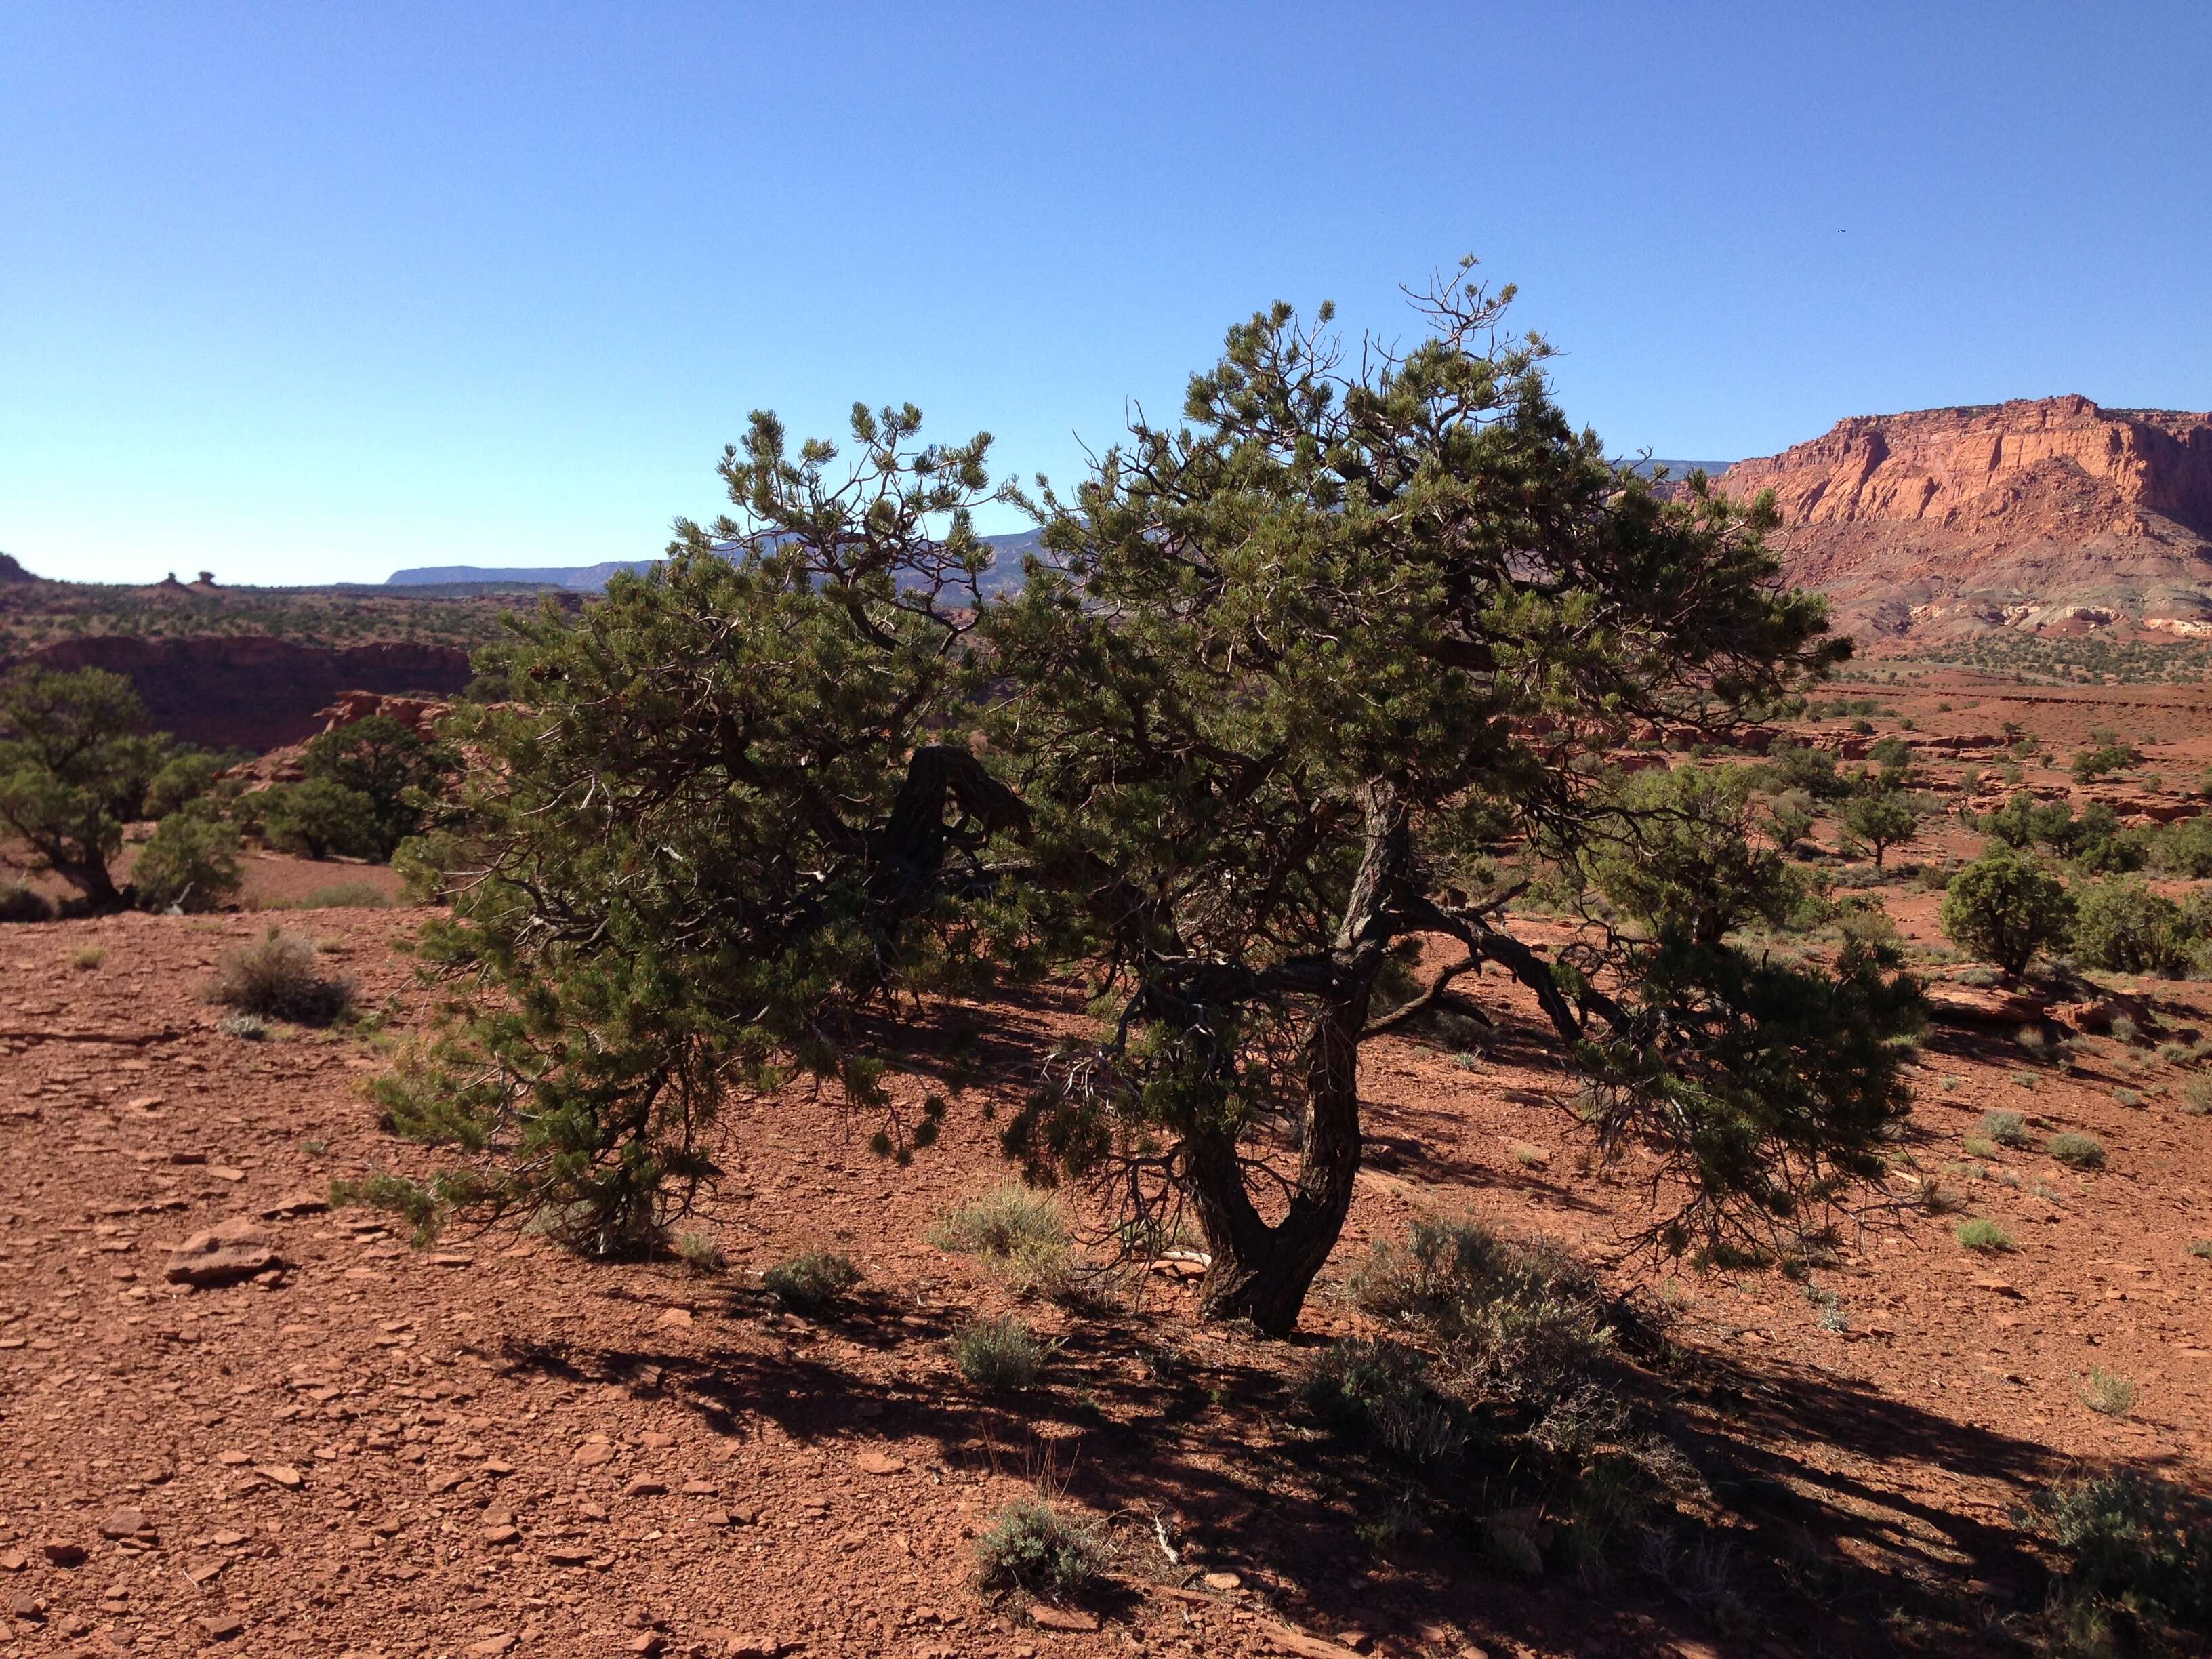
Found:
375,403 -> 1033,1253
0,666 -> 166,908
987,267 -> 1917,1328
378,264 -> 1924,1331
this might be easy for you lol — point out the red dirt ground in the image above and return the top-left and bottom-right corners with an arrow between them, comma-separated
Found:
3,872 -> 2209,1658
8,670 -> 2212,1659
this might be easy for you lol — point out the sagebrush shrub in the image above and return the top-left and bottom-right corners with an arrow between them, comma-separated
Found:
0,883 -> 53,923
1302,1338 -> 1467,1463
2048,1132 -> 2106,1169
951,1315 -> 1046,1391
1351,1218 -> 1613,1409
1954,1218 -> 2011,1252
762,1250 -> 859,1312
205,927 -> 356,1025
2042,1471 -> 2212,1635
972,1498 -> 1108,1600
1979,1110 -> 2031,1147
929,1185 -> 1074,1296
2081,1368 -> 2135,1416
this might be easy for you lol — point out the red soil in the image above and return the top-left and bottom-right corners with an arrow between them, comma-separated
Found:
2,857 -> 2209,1657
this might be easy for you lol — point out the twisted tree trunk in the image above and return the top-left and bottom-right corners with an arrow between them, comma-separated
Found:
1189,785 -> 1407,1336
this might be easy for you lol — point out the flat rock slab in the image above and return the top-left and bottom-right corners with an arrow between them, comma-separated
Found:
166,1217 -> 281,1286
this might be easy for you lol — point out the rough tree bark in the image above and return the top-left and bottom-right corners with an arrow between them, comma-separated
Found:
1188,785 -> 1408,1335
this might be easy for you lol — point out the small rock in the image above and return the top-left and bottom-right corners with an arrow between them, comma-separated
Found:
39,1539 -> 86,1568
855,1451 -> 906,1476
571,1436 -> 615,1468
544,1547 -> 593,1567
1202,1570 -> 1242,1592
254,1464 -> 304,1490
466,1637 -> 516,1657
655,1307 -> 693,1329
623,1477 -> 669,1497
1029,1605 -> 1099,1632
681,1478 -> 717,1496
0,1550 -> 24,1572
9,1592 -> 45,1622
166,1218 -> 280,1288
481,1525 -> 520,1546
1336,1633 -> 1373,1654
260,1191 -> 330,1220
98,1509 -> 149,1540
627,1637 -> 667,1657
197,1614 -> 245,1641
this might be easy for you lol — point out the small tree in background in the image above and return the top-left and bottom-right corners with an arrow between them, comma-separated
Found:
262,776 -> 384,860
299,713 -> 455,859
2072,877 -> 2191,977
989,266 -> 1921,1332
0,667 -> 166,909
133,808 -> 243,913
1941,846 -> 2073,979
1838,783 -> 1924,869
143,748 -> 233,819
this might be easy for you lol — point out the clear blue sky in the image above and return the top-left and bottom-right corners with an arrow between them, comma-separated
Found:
4,2 -> 2207,587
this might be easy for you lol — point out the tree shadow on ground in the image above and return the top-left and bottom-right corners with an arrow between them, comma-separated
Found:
504,1279 -> 2110,1659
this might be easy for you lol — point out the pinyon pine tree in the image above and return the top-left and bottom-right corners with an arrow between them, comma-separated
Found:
0,667 -> 166,909
371,263 -> 1923,1333
987,264 -> 1922,1332
373,404 -> 1034,1252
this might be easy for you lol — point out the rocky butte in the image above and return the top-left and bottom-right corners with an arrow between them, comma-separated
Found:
1717,396 -> 2212,647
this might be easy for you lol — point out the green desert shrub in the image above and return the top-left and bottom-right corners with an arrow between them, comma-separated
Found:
1350,1218 -> 1613,1409
1954,1218 -> 2012,1252
1941,846 -> 2074,978
141,748 -> 230,819
2081,1368 -> 2136,1417
672,1231 -> 727,1275
268,881 -> 392,910
929,1184 -> 1073,1295
293,712 -> 457,861
972,1498 -> 1109,1601
1302,1338 -> 1468,1464
2047,1132 -> 2106,1170
762,1250 -> 861,1312
131,809 -> 242,913
205,926 -> 356,1025
2071,877 -> 2192,977
0,883 -> 54,922
951,1315 -> 1046,1391
2041,1471 -> 2212,1639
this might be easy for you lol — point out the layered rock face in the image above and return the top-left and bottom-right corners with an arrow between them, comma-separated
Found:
1719,397 -> 2212,645
11,635 -> 474,751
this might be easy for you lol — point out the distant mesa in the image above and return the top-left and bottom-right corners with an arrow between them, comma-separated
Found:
1717,396 -> 2212,647
385,558 -> 664,591
0,552 -> 37,585
386,531 -> 1047,597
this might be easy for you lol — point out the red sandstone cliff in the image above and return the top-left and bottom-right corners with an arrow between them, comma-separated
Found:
9,635 -> 474,752
1719,396 -> 2212,645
